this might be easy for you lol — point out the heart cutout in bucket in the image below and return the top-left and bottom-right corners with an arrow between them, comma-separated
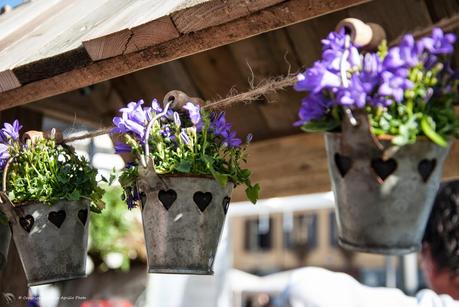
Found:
418,159 -> 437,182
222,197 -> 231,215
194,192 -> 212,212
158,190 -> 177,210
371,158 -> 397,182
78,209 -> 88,226
48,210 -> 66,228
334,153 -> 352,178
19,215 -> 34,233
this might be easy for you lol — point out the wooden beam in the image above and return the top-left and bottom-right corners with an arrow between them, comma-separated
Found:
0,0 -> 370,110
231,134 -> 459,202
171,0 -> 286,33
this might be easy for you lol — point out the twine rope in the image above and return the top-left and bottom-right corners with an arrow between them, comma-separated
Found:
61,14 -> 459,143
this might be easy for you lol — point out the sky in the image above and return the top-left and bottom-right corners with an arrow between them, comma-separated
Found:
0,0 -> 22,8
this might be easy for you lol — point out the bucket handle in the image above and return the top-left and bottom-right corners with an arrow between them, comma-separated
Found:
0,128 -> 62,223
140,100 -> 173,169
0,157 -> 17,224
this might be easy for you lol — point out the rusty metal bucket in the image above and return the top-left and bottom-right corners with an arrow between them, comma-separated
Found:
0,220 -> 10,270
1,199 -> 90,286
137,163 -> 233,274
325,129 -> 451,254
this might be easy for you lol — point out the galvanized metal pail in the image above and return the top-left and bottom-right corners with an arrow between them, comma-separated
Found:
6,200 -> 90,286
325,132 -> 451,254
0,221 -> 11,270
138,171 -> 233,274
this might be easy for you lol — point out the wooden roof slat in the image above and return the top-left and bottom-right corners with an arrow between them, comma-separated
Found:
0,0 -> 62,45
0,0 -> 369,110
171,0 -> 286,34
81,0 -> 189,61
15,0 -> 139,75
0,0 -> 110,92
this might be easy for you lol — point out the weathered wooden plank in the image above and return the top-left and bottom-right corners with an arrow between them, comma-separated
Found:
228,29 -> 303,137
0,0 -> 109,92
232,134 -> 459,202
0,0 -> 63,48
180,46 -> 271,139
171,0 -> 286,33
82,0 -> 186,61
0,0 -> 370,110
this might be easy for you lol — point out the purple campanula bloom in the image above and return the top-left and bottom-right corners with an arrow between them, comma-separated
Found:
173,112 -> 181,127
222,130 -> 242,148
179,130 -> 191,146
336,75 -> 368,108
294,94 -> 331,126
2,120 -> 22,141
211,112 -> 231,136
378,71 -> 413,103
183,102 -> 201,126
421,28 -> 456,55
114,142 -> 132,154
295,61 -> 341,93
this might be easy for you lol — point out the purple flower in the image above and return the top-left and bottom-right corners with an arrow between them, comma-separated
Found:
421,28 -> 456,55
1,120 -> 21,141
114,142 -> 132,154
295,61 -> 341,93
383,34 -> 423,71
183,102 -> 202,127
173,112 -> 181,127
112,100 -> 152,139
378,71 -> 413,103
336,75 -> 368,108
0,143 -> 10,160
211,112 -> 231,137
179,130 -> 191,146
222,130 -> 241,148
294,94 -> 331,126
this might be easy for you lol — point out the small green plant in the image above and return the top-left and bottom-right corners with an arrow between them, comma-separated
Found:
113,100 -> 260,208
295,28 -> 459,147
89,185 -> 132,271
4,132 -> 105,212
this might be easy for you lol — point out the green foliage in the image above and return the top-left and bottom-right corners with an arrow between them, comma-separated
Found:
89,185 -> 131,271
6,138 -> 105,212
122,109 -> 259,204
370,63 -> 459,147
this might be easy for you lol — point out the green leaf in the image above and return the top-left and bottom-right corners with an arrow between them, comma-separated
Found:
301,119 -> 340,133
67,189 -> 81,201
421,116 -> 448,147
176,160 -> 192,173
245,183 -> 260,204
211,170 -> 228,187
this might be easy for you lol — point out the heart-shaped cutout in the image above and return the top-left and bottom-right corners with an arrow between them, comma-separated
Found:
48,210 -> 66,228
78,209 -> 88,226
158,190 -> 177,210
418,159 -> 437,182
371,158 -> 397,182
193,192 -> 212,212
334,153 -> 352,178
19,215 -> 34,233
222,197 -> 231,215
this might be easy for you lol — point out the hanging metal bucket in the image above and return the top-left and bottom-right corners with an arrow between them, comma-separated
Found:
138,165 -> 233,274
0,221 -> 11,270
3,199 -> 90,286
325,131 -> 451,255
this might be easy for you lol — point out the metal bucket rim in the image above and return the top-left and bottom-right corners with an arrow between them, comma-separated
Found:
137,171 -> 236,187
10,199 -> 89,209
324,131 -> 452,144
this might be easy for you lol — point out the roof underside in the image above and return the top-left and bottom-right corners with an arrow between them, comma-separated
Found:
0,0 -> 457,201
0,0 -> 371,109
